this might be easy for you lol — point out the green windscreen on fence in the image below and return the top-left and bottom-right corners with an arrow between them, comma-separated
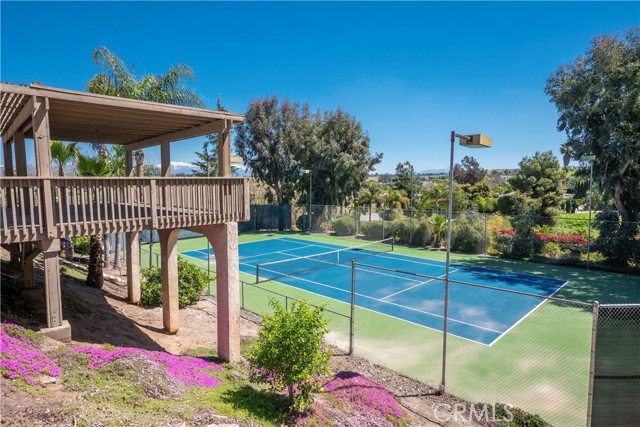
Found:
591,304 -> 640,427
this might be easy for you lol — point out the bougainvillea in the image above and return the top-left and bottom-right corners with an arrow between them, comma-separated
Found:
324,372 -> 404,421
493,228 -> 592,253
0,323 -> 61,386
73,345 -> 222,388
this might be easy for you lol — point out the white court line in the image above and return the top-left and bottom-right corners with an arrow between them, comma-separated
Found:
239,244 -> 319,261
276,237 -> 567,288
374,253 -> 446,269
247,263 -> 504,335
380,270 -> 457,301
487,280 -> 571,347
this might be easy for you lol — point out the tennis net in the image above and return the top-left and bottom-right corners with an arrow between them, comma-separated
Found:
255,238 -> 394,283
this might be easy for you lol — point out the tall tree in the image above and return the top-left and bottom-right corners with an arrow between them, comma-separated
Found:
559,143 -> 573,169
358,182 -> 383,221
76,154 -> 111,288
50,141 -> 78,177
453,156 -> 486,185
86,46 -> 205,282
87,47 -> 204,107
392,162 -> 420,205
302,109 -> 382,205
192,134 -> 219,177
509,151 -> 565,218
234,96 -> 314,205
545,28 -> 640,226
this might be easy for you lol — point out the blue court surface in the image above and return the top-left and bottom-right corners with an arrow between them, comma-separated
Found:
182,237 -> 568,345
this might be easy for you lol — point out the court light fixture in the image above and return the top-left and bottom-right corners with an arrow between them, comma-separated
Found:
440,131 -> 492,395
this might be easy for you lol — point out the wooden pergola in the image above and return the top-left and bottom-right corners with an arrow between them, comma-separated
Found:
0,83 -> 249,361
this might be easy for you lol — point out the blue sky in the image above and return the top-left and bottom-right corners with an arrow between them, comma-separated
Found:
1,1 -> 638,173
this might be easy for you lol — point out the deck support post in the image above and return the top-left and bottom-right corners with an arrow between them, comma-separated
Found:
39,239 -> 64,327
158,228 -> 180,333
188,222 -> 240,362
126,232 -> 141,303
124,149 -> 141,304
22,243 -> 40,289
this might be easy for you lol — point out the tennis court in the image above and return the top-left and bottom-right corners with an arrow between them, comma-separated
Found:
181,236 -> 567,346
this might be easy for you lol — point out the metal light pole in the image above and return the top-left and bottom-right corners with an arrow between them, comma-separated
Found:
581,155 -> 596,270
403,162 -> 414,246
303,169 -> 312,233
440,131 -> 491,395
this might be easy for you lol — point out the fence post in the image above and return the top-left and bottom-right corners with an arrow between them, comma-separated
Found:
349,260 -> 356,355
530,215 -> 536,260
241,282 -> 245,309
483,213 -> 488,255
586,301 -> 600,427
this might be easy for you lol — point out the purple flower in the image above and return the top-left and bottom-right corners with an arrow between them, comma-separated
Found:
324,371 -> 404,420
0,324 -> 61,386
72,345 -> 222,388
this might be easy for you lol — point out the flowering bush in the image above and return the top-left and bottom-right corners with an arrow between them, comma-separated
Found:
324,372 -> 404,422
0,323 -> 61,386
493,228 -> 591,254
73,345 -> 222,388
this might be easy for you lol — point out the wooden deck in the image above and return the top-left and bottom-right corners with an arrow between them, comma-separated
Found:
0,176 -> 249,244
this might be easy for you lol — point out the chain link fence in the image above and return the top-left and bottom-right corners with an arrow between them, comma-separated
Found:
590,304 -> 640,426
247,204 -> 638,273
349,261 -> 599,427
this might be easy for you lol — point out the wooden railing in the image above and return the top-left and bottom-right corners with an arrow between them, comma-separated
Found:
0,176 -> 249,244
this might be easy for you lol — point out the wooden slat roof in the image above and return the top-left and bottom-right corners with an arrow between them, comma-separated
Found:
0,83 -> 243,148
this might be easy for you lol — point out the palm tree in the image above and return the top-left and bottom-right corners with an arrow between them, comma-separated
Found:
87,46 -> 204,108
50,141 -> 78,177
431,214 -> 447,248
384,189 -> 410,209
560,143 -> 573,169
107,146 -> 126,269
77,154 -> 110,288
86,46 -> 204,276
51,141 -> 79,259
358,182 -> 382,221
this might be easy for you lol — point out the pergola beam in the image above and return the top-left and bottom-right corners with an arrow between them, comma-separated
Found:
126,120 -> 222,151
1,96 -> 34,143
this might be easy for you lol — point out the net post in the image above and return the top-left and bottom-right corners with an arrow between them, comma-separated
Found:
586,300 -> 600,427
349,260 -> 356,355
255,264 -> 260,284
392,236 -> 395,251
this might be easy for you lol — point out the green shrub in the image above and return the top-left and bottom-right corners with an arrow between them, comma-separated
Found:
493,403 -> 552,427
392,218 -> 432,246
248,299 -> 331,412
537,241 -> 570,260
333,216 -> 356,236
451,214 -> 485,253
140,257 -> 209,308
360,220 -> 386,240
72,236 -> 91,254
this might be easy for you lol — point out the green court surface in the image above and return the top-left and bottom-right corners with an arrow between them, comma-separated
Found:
141,231 -> 640,427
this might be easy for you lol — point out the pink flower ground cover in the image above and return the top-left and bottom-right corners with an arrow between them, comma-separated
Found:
73,345 -> 222,388
0,323 -> 61,385
324,371 -> 404,421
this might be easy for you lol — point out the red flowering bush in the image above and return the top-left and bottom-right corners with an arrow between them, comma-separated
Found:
0,323 -> 61,386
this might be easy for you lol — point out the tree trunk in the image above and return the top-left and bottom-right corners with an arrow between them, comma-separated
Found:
103,234 -> 110,269
87,235 -> 104,288
112,232 -> 121,269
